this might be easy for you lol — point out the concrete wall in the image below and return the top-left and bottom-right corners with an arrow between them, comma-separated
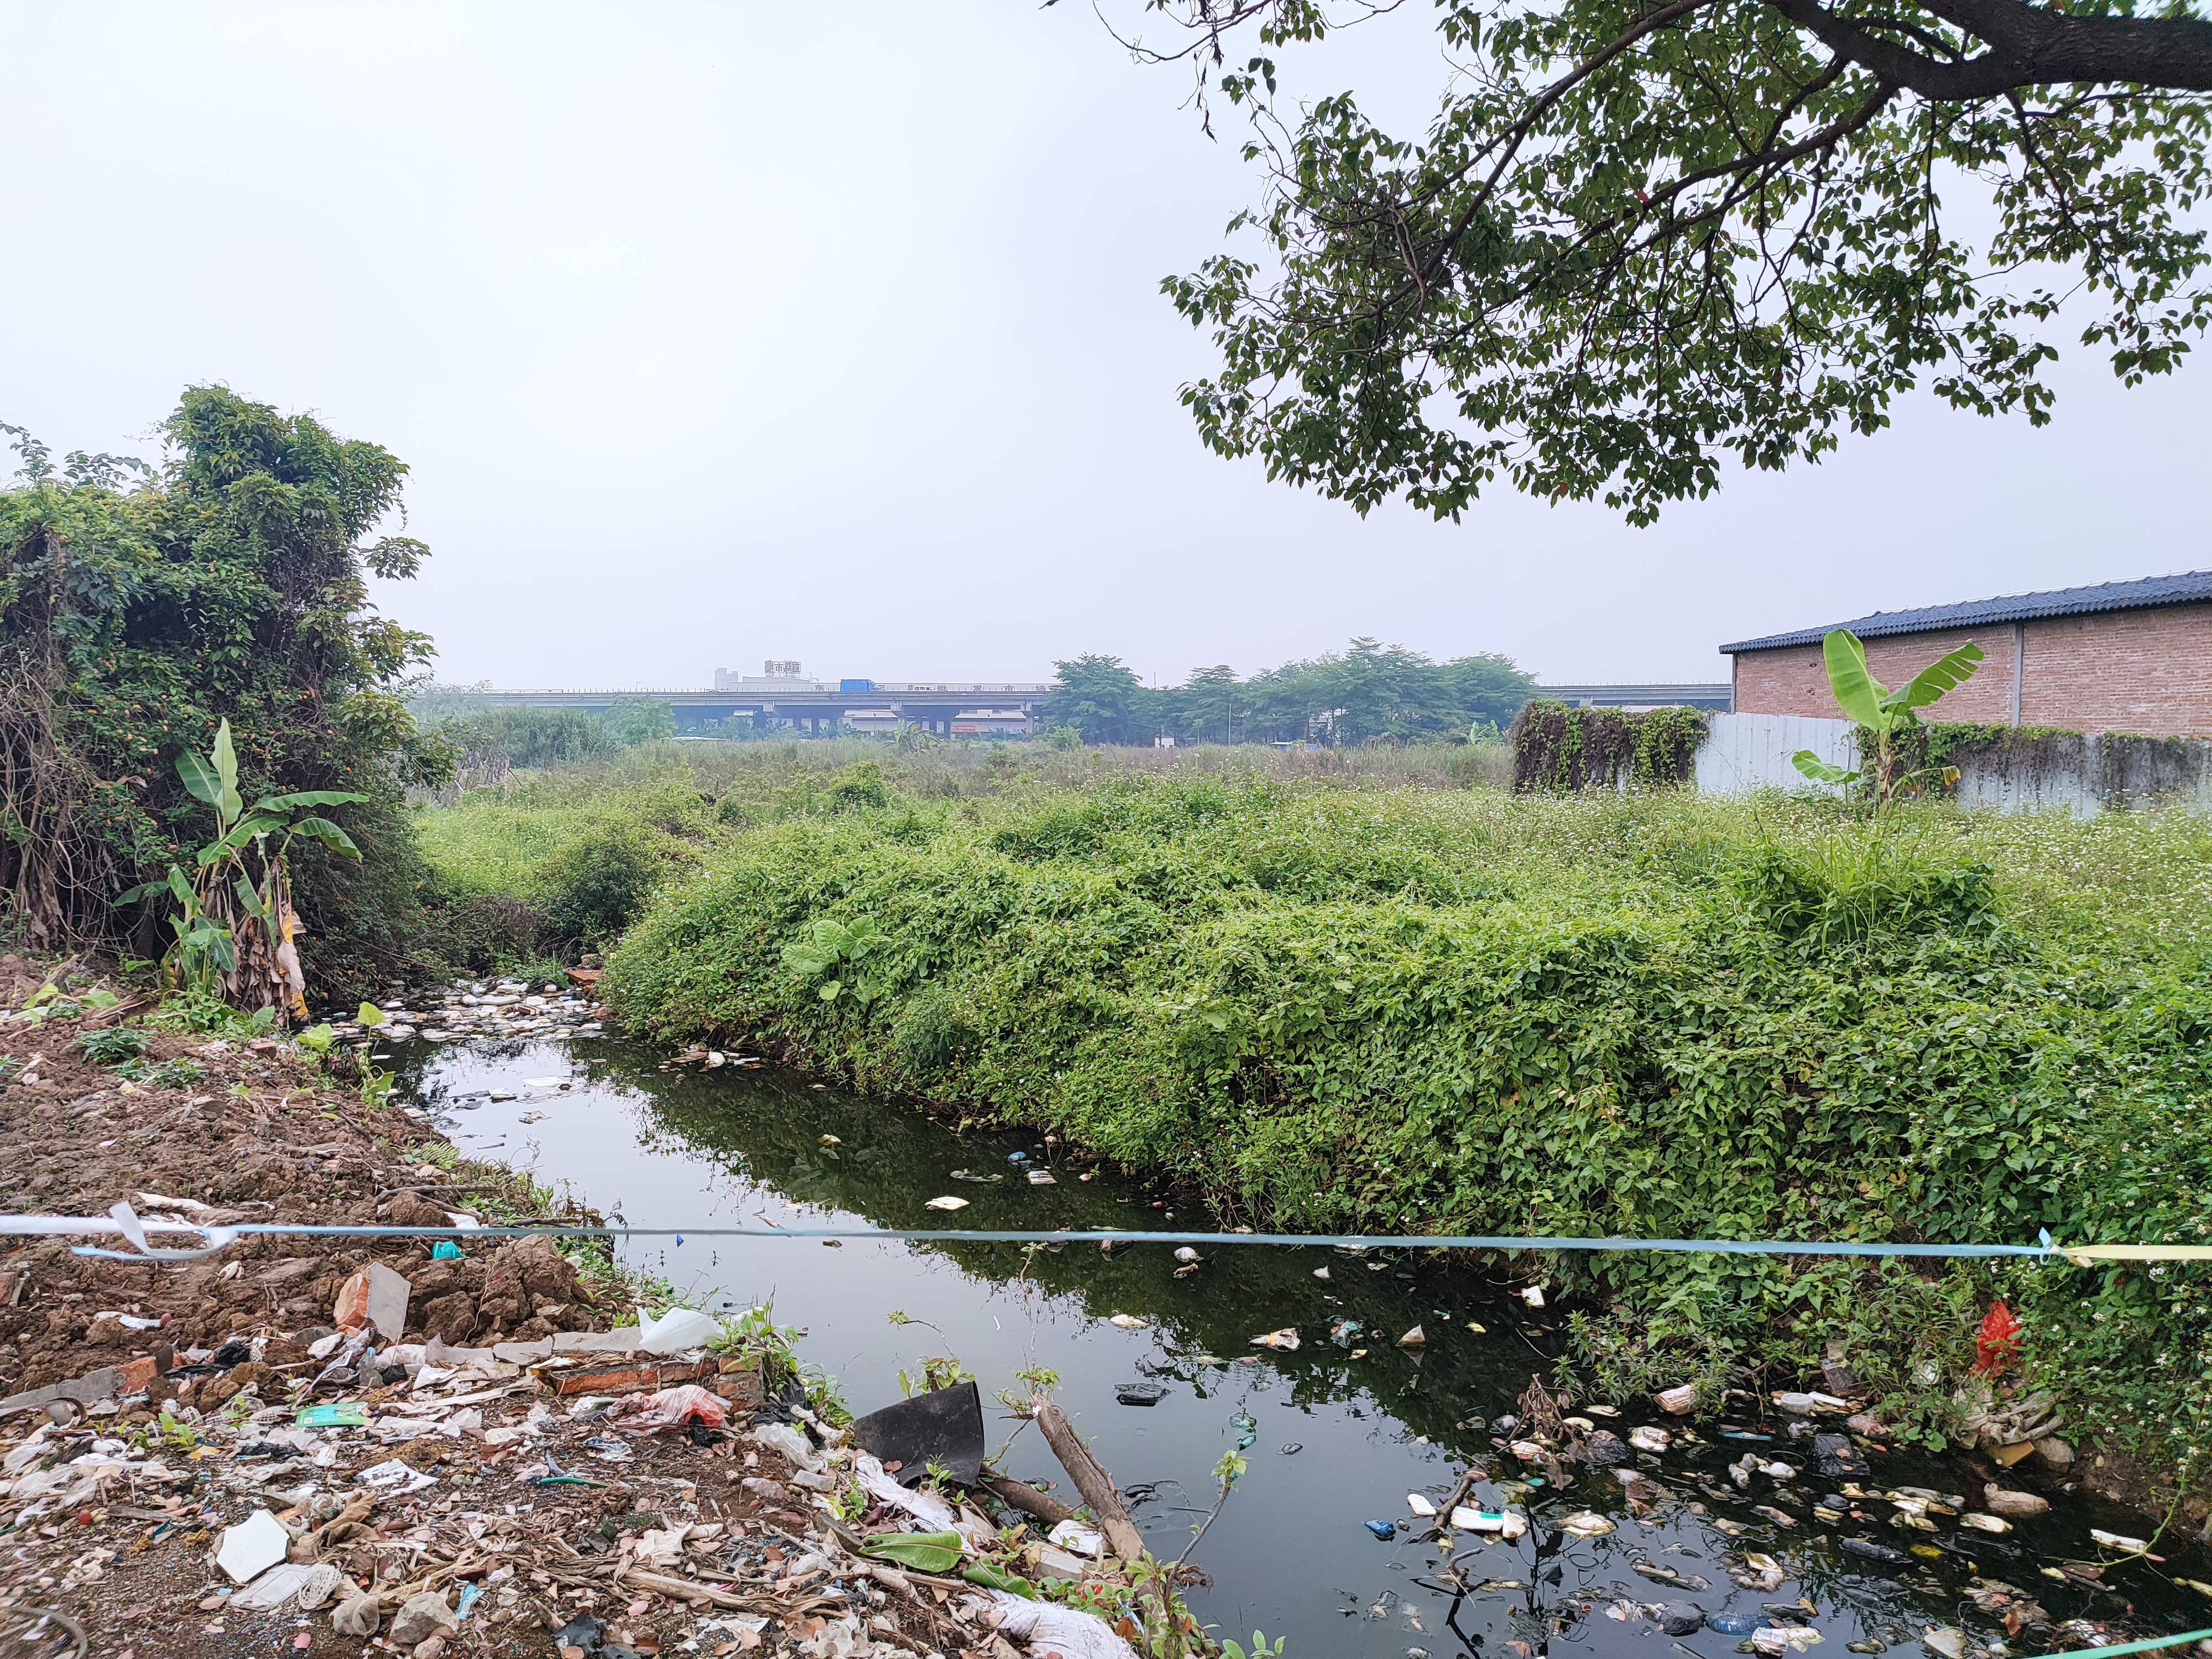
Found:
1730,602 -> 2212,738
1694,712 -> 2212,813
1695,712 -> 1858,795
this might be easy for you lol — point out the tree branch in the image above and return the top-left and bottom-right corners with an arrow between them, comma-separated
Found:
1767,0 -> 2212,95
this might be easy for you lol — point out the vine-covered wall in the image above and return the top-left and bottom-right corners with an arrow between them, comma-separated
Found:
1511,702 -> 1709,792
1877,722 -> 2212,810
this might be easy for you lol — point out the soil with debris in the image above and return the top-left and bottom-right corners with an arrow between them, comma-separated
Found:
0,962 -> 1150,1659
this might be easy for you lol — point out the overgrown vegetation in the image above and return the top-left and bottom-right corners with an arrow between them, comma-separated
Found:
0,392 -> 452,1001
586,773 -> 2212,1500
1511,701 -> 1708,792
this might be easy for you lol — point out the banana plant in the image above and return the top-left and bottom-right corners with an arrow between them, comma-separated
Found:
117,718 -> 367,1022
781,916 -> 885,1005
1792,630 -> 1984,821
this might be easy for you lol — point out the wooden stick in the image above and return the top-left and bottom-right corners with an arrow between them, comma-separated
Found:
1030,1393 -> 1144,1563
619,1568 -> 756,1609
982,1472 -> 1074,1526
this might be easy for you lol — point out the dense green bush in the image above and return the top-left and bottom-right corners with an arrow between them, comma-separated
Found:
604,779 -> 2212,1491
0,391 -> 451,988
541,822 -> 665,947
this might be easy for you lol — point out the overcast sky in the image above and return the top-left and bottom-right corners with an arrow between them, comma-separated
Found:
4,3 -> 2205,689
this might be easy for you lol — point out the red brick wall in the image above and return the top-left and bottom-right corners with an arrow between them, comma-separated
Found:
1729,602 -> 2212,737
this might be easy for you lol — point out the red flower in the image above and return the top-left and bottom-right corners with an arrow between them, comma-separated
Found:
1974,1299 -> 2022,1375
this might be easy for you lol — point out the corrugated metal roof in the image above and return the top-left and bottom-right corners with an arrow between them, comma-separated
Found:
1720,570 -> 2212,654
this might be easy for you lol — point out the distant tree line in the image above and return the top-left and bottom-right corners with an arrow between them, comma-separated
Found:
408,688 -> 677,771
1045,638 -> 1536,747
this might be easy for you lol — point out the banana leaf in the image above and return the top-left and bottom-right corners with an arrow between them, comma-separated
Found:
860,1530 -> 964,1573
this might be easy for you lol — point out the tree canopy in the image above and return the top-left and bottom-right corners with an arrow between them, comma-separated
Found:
1136,0 -> 2212,522
1046,637 -> 1537,743
0,389 -> 451,979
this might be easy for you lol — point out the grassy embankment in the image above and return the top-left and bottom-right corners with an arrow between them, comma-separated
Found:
416,743 -> 2212,1511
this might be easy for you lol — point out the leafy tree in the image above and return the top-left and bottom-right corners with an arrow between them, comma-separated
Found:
1136,0 -> 2212,523
599,697 -> 678,745
1046,654 -> 1145,743
0,390 -> 452,989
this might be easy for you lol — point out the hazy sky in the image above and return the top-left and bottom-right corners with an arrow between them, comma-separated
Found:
4,4 -> 2205,688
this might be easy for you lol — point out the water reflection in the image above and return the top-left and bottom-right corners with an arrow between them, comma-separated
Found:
386,1036 -> 2209,1659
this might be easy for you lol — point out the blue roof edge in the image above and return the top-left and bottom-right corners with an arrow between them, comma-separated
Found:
1721,570 -> 2212,654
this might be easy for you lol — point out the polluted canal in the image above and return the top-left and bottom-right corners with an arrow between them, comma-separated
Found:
379,1015 -> 2212,1659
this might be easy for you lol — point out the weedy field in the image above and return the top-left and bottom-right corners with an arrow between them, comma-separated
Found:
418,750 -> 2212,1511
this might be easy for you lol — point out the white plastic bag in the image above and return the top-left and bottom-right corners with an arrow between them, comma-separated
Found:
637,1305 -> 722,1354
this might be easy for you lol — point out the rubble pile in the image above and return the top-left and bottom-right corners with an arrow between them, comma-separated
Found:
2,1302 -> 1151,1659
0,962 -> 1161,1658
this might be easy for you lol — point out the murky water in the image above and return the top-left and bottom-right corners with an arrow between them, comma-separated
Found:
386,1034 -> 2210,1659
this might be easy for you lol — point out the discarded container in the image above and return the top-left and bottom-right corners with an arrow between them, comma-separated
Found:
298,1403 -> 367,1429
1026,1168 -> 1057,1185
1406,1494 -> 1437,1517
332,1262 -> 411,1343
1712,1615 -> 1759,1635
1655,1385 -> 1698,1415
636,1305 -> 722,1354
1364,1520 -> 1396,1540
850,1380 -> 986,1487
216,1508 -> 291,1584
861,1530 -> 963,1573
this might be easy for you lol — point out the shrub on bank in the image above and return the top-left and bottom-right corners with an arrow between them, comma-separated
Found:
602,779 -> 2212,1494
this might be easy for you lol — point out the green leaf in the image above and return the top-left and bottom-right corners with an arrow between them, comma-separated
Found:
1791,750 -> 1858,786
818,980 -> 843,1001
246,790 -> 370,813
783,945 -> 837,976
358,1001 -> 387,1027
298,1024 -> 337,1053
233,874 -> 270,923
165,865 -> 194,906
1883,642 -> 1986,713
197,817 -> 281,865
961,1562 -> 1034,1598
112,881 -> 165,906
176,748 -> 221,807
81,988 -> 119,1010
212,718 -> 241,821
860,1531 -> 963,1574
1820,630 -> 1888,728
290,816 -> 362,859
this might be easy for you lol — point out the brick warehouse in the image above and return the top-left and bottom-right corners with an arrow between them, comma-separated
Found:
1722,571 -> 2212,738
